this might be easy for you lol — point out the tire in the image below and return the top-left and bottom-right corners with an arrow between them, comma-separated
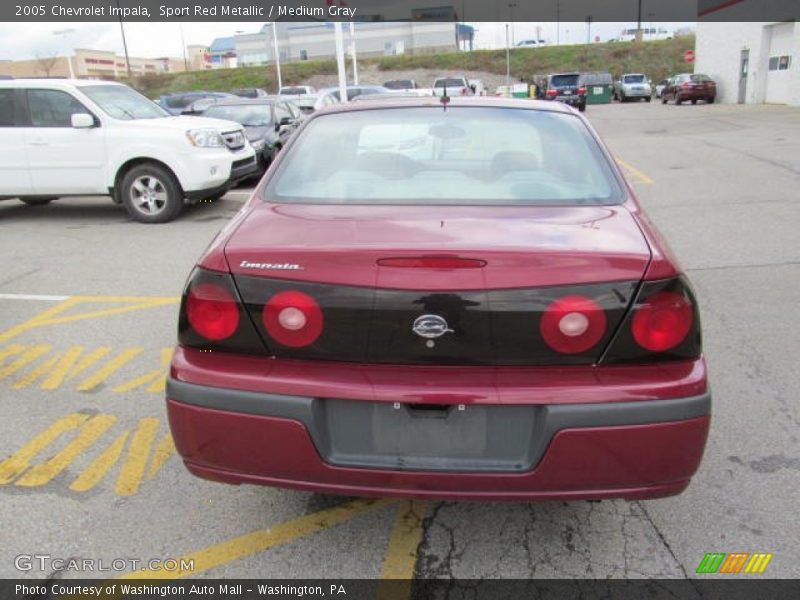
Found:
707,96 -> 715,104
645,96 -> 651,102
675,96 -> 682,105
691,99 -> 697,105
21,197 -> 57,206
578,103 -> 586,112
661,95 -> 667,104
120,163 -> 184,224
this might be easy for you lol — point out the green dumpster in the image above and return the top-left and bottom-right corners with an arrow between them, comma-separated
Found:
582,71 -> 613,104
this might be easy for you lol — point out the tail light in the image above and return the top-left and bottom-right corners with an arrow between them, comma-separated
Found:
546,89 -> 558,97
178,267 -> 267,354
540,295 -> 607,354
577,87 -> 587,95
461,87 -> 469,96
602,277 -> 701,363
262,290 -> 324,348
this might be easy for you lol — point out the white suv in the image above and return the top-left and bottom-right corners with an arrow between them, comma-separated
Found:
0,79 -> 258,223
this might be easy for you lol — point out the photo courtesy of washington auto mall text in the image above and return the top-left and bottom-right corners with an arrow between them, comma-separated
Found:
1,0 -> 799,598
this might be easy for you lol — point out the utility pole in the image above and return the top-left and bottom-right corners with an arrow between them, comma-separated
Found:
334,22 -> 347,102
179,23 -> 189,72
272,22 -> 282,91
637,0 -> 643,42
556,0 -> 560,45
349,21 -> 358,85
586,16 -> 592,45
505,23 -> 510,89
115,0 -> 132,78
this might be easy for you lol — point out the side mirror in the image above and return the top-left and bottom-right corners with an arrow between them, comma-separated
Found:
71,113 -> 94,128
277,116 -> 294,129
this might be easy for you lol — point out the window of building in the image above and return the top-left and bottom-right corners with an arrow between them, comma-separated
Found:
779,55 -> 791,70
768,56 -> 779,70
300,50 -> 308,61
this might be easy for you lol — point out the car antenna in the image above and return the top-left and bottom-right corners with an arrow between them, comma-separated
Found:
440,83 -> 450,111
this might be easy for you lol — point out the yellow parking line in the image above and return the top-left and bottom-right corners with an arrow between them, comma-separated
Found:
617,158 -> 655,184
0,345 -> 51,381
0,295 -> 179,343
70,431 -> 129,493
147,433 -> 176,480
114,417 -> 159,497
42,346 -> 112,390
118,498 -> 395,579
113,347 -> 173,393
379,500 -> 427,595
76,348 -> 143,391
15,414 -> 117,487
0,413 -> 89,484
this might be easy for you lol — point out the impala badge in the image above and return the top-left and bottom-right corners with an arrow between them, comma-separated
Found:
412,315 -> 453,339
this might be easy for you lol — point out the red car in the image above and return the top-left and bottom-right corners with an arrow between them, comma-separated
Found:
167,98 -> 710,501
662,73 -> 717,105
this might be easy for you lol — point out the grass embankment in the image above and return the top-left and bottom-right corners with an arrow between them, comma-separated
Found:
133,36 -> 695,97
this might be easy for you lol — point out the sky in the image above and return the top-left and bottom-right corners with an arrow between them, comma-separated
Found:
0,21 -> 695,62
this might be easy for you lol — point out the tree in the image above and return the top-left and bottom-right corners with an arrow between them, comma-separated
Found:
35,53 -> 60,77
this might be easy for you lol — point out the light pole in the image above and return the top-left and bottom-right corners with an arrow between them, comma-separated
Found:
115,0 -> 132,79
555,0 -> 560,45
53,28 -> 75,78
334,22 -> 347,102
272,22 -> 282,91
507,3 -> 517,46
179,23 -> 189,72
586,16 -> 592,45
505,23 -> 510,89
349,21 -> 358,85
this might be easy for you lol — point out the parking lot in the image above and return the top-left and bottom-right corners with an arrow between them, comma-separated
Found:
1,101 -> 799,582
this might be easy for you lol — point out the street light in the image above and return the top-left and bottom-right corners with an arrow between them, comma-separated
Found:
53,28 -> 75,78
586,16 -> 592,45
272,22 -> 282,91
505,23 -> 510,89
115,0 -> 132,79
507,3 -> 517,46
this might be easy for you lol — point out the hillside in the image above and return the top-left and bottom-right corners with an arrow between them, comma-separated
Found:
133,36 -> 695,98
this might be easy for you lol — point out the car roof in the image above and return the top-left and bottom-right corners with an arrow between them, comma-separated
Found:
0,78 -> 124,89
205,96 -> 284,106
308,96 -> 574,115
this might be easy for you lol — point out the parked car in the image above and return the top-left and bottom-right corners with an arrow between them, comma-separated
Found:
284,91 -> 339,117
662,73 -> 717,105
232,88 -> 269,99
320,85 -> 391,102
384,79 -> 418,90
516,39 -> 548,48
0,79 -> 257,222
167,97 -> 710,501
614,74 -> 653,102
157,91 -> 233,116
543,73 -> 587,112
654,79 -> 669,99
432,76 -> 473,97
198,98 -> 300,171
279,85 -> 316,96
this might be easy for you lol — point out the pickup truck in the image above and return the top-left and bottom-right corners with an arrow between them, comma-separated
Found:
0,79 -> 258,223
432,76 -> 474,97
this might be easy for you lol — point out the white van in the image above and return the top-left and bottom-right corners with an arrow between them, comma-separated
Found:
0,79 -> 258,223
618,27 -> 673,42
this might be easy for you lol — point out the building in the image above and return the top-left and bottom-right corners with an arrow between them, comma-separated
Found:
207,37 -> 238,69
0,49 -> 187,79
231,21 -> 468,67
695,15 -> 797,105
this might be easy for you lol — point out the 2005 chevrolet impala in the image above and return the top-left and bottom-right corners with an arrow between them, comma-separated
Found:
166,97 -> 710,501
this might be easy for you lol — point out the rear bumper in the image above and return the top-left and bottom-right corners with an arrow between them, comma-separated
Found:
166,360 -> 711,500
547,95 -> 585,107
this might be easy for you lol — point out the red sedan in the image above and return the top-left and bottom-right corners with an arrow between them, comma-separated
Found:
662,73 -> 717,105
167,97 -> 710,501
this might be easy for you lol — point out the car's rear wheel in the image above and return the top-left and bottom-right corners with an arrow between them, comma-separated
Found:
691,99 -> 697,105
707,96 -> 715,104
578,103 -> 586,112
675,96 -> 682,105
120,163 -> 183,224
661,95 -> 668,104
21,197 -> 57,206
645,96 -> 651,102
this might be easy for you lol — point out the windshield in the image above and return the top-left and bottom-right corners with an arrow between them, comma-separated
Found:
434,78 -> 466,88
264,107 -> 621,206
81,85 -> 167,119
623,75 -> 646,83
281,87 -> 306,95
550,75 -> 579,87
204,104 -> 273,127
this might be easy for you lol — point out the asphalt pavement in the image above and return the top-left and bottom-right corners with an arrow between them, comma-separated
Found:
0,101 -> 798,582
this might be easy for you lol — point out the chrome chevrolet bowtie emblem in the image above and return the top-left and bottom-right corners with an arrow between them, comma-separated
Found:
412,315 -> 453,339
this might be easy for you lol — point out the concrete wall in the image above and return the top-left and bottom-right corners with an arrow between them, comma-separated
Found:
696,21 -> 799,106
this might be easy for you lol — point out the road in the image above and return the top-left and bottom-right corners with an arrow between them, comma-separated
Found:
0,102 -> 798,583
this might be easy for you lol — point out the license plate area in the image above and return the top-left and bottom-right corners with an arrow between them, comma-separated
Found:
317,399 -> 538,472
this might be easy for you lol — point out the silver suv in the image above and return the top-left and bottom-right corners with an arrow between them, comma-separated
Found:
614,74 -> 653,103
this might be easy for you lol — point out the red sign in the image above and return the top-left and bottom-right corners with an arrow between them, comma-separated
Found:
684,50 -> 695,63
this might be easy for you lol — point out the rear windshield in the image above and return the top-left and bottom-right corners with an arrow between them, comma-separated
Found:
690,74 -> 711,82
623,75 -> 646,83
434,78 -> 466,88
264,107 -> 622,206
550,74 -> 579,87
385,80 -> 414,89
